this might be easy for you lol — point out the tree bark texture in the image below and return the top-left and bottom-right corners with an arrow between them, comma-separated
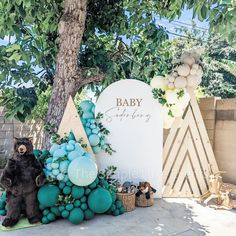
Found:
43,0 -> 88,148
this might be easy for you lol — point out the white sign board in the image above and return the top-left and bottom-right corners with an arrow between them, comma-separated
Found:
95,79 -> 163,197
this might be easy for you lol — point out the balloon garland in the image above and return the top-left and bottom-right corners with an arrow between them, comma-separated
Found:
150,50 -> 203,129
79,100 -> 114,155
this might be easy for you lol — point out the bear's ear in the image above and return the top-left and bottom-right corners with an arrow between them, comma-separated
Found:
14,137 -> 19,142
28,137 -> 33,143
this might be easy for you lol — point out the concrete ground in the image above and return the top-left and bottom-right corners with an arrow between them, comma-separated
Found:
1,198 -> 236,236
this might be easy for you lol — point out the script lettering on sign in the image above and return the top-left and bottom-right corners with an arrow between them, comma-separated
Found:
104,98 -> 151,123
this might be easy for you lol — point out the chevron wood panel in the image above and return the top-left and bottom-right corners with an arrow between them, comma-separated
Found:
162,90 -> 219,197
57,96 -> 93,154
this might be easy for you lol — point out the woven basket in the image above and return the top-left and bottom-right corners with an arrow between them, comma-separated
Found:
116,192 -> 135,212
135,192 -> 154,207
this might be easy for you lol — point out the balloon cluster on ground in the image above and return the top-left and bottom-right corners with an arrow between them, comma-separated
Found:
79,100 -> 114,155
37,176 -> 125,225
32,132 -> 125,225
151,50 -> 203,129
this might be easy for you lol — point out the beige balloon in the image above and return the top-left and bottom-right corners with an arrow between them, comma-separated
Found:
174,76 -> 187,89
177,64 -> 191,77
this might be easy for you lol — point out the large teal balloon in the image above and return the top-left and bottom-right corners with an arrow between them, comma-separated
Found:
68,157 -> 98,186
88,188 -> 112,213
37,184 -> 60,207
68,208 -> 84,224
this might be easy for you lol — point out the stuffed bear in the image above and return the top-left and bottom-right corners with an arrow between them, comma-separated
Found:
0,137 -> 46,227
136,182 -> 156,199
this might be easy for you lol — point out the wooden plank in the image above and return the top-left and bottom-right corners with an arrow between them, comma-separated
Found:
57,96 -> 93,154
189,89 -> 219,174
216,98 -> 236,110
201,110 -> 216,120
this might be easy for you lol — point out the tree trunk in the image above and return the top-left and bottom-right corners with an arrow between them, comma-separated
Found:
43,0 -> 88,148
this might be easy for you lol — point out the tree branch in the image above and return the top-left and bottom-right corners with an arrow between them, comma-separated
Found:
73,72 -> 105,88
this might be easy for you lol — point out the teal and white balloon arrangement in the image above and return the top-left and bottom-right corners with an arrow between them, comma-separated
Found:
79,100 -> 114,155
151,49 -> 203,129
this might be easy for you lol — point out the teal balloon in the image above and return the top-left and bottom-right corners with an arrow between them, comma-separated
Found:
38,184 -> 60,207
66,204 -> 74,211
66,144 -> 74,152
84,209 -> 94,220
68,150 -> 82,161
88,188 -> 112,213
68,140 -> 76,145
50,207 -> 60,217
61,210 -> 69,218
59,181 -> 66,189
81,203 -> 88,211
82,112 -> 94,119
1,193 -> 6,203
81,118 -> 86,125
68,131 -> 76,141
57,173 -> 64,181
80,196 -> 87,203
63,186 -> 71,195
69,208 -> 84,224
42,216 -> 49,224
74,143 -> 85,155
80,100 -> 94,112
46,157 -> 53,164
74,200 -> 81,207
52,169 -> 59,176
68,157 -> 98,186
51,162 -> 59,169
89,134 -> 100,146
0,209 -> 6,216
47,212 -> 56,221
85,127 -> 92,136
92,145 -> 102,154
49,144 -> 60,155
71,186 -> 85,199
53,149 -> 66,158
92,128 -> 99,134
90,119 -> 96,124
59,160 -> 70,173
90,124 -> 96,129
46,163 -> 52,171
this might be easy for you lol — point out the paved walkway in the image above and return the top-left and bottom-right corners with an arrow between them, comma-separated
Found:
1,198 -> 236,236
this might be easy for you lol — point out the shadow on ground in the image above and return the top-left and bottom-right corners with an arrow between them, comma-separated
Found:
0,199 -> 220,236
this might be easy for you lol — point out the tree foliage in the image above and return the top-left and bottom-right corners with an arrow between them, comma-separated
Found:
0,0 -> 235,121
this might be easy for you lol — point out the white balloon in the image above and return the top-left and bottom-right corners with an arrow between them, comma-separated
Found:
168,82 -> 175,89
174,76 -> 187,89
182,56 -> 195,66
177,64 -> 190,77
196,68 -> 203,77
171,72 -> 178,78
192,64 -> 199,70
190,68 -> 197,75
165,90 -> 178,104
187,75 -> 201,88
150,76 -> 167,90
171,103 -> 184,117
167,75 -> 175,83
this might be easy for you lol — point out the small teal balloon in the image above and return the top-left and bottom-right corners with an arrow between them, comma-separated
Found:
68,150 -> 82,161
92,145 -> 102,154
49,144 -> 60,155
59,160 -> 70,174
57,173 -> 65,181
74,143 -> 85,155
66,144 -> 74,152
85,128 -> 92,136
46,157 -> 53,164
90,119 -> 96,124
89,134 -> 100,146
52,169 -> 59,176
90,124 -> 96,129
68,140 -> 76,145
81,118 -> 86,125
92,128 -> 99,134
68,157 -> 98,186
82,112 -> 94,119
53,149 -> 67,158
51,162 -> 59,169
80,100 -> 94,112
46,163 -> 52,171
63,175 -> 69,182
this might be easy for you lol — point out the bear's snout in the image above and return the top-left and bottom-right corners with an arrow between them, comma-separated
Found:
18,145 -> 27,155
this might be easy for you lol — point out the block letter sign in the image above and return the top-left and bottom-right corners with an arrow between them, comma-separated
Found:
95,80 -> 163,197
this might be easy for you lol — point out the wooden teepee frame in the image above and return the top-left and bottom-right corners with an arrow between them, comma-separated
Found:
162,89 -> 219,197
57,96 -> 93,153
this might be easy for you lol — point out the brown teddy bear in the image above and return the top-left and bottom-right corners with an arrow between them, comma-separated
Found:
0,137 -> 45,227
136,182 -> 156,199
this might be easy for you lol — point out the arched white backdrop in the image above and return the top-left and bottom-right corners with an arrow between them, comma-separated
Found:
95,79 -> 163,197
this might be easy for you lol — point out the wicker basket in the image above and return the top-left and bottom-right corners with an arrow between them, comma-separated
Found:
135,192 -> 154,207
116,192 -> 135,212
